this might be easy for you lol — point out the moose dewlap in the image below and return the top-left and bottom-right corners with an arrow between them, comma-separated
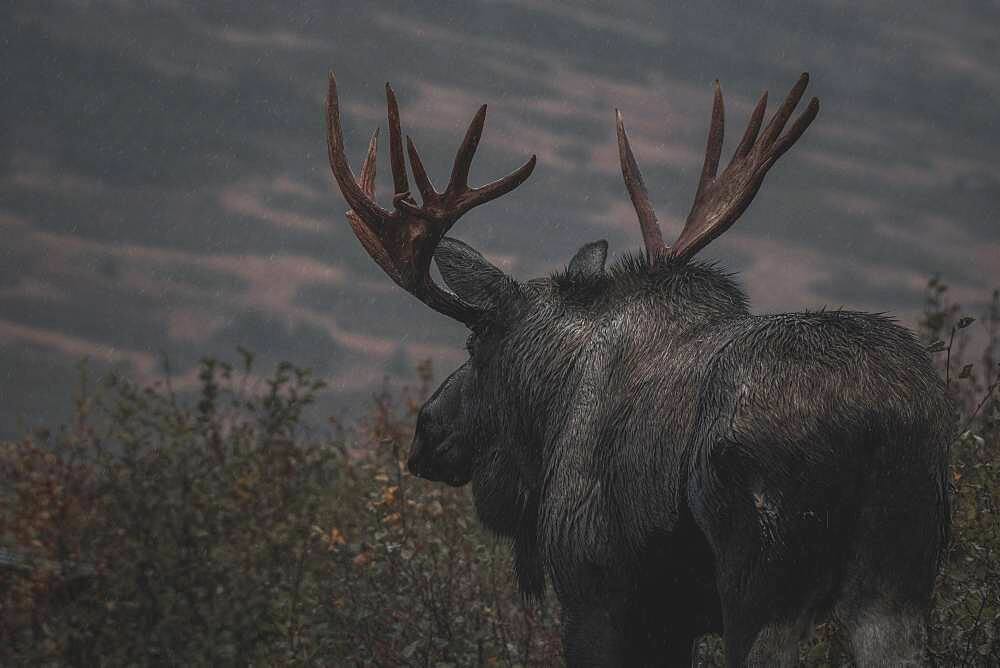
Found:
326,71 -> 953,667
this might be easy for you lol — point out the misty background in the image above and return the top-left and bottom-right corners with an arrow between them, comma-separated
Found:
1,1 -> 997,438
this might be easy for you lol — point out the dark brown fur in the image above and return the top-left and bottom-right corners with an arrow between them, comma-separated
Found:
407,242 -> 954,666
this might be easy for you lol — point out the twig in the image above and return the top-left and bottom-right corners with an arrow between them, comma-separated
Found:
961,590 -> 988,667
961,375 -> 1000,434
946,325 -> 956,388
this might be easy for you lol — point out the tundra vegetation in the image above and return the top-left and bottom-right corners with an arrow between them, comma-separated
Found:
0,283 -> 996,666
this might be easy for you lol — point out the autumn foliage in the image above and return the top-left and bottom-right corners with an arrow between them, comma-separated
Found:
0,281 -> 997,666
0,353 -> 560,665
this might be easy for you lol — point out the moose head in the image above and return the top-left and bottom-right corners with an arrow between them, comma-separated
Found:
326,72 -> 951,666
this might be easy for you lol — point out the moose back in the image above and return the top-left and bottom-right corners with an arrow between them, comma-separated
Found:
326,72 -> 953,667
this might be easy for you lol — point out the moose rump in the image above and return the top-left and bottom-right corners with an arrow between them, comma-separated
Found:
683,312 -> 952,665
511,277 -> 951,666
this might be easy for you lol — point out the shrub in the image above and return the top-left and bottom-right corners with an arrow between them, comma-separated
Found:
0,279 -> 997,666
0,354 -> 561,666
321,363 -> 562,665
1,353 -> 341,664
924,283 -> 1000,666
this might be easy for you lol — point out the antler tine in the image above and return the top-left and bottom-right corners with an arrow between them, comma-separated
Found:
344,128 -> 400,283
733,91 -> 768,161
358,127 -> 379,197
460,154 -> 537,214
694,81 -> 725,203
326,73 -> 392,228
760,73 -> 810,148
450,105 -> 488,192
405,106 -> 537,220
385,84 -> 411,199
329,74 -> 407,285
406,136 -> 437,202
345,128 -> 379,231
615,110 -> 666,261
669,73 -> 819,261
770,96 -> 819,162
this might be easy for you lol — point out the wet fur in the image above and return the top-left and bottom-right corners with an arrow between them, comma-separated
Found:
412,243 -> 954,666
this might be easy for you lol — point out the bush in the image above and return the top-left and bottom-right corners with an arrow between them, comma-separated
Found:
0,354 -> 560,666
1,353 -> 341,664
321,363 -> 562,665
923,282 -> 1000,666
0,279 -> 997,666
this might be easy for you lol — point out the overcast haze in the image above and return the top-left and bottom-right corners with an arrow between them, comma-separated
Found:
1,2 -> 998,437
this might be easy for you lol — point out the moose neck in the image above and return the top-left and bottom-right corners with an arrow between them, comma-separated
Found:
526,255 -> 751,456
471,257 -> 750,593
492,255 -> 752,454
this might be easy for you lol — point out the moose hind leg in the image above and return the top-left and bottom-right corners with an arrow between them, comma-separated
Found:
561,604 -> 627,667
689,458 -> 836,666
836,608 -> 926,666
832,530 -> 936,665
710,536 -> 824,667
832,439 -> 945,665
726,617 -> 810,668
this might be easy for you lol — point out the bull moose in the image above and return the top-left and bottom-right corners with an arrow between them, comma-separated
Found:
326,71 -> 953,666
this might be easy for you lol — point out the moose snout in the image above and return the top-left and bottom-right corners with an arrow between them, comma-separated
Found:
407,433 -> 443,479
406,432 -> 472,486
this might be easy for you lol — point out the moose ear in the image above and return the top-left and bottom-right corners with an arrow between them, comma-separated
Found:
567,240 -> 608,279
434,237 -> 512,310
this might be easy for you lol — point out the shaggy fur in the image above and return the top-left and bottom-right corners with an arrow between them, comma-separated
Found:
406,238 -> 954,667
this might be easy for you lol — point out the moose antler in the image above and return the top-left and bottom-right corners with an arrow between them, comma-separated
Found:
326,72 -> 536,325
616,73 -> 819,263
